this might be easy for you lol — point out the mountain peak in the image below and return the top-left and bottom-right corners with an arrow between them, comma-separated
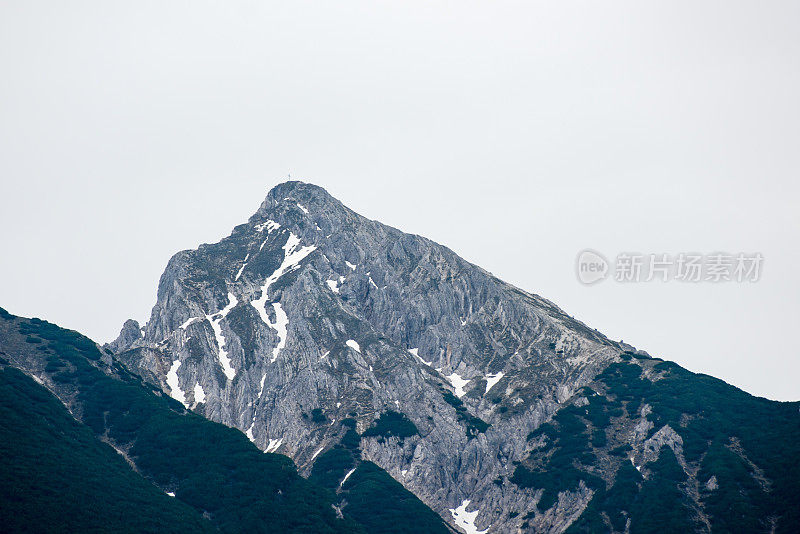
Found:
108,318 -> 142,353
55,181 -> 800,534
253,181 -> 338,219
268,180 -> 330,199
110,183 -> 623,532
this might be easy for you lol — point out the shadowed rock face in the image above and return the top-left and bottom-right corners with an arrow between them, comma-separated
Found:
110,181 -> 626,532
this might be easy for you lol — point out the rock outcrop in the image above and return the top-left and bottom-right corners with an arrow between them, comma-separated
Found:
110,181 -> 622,532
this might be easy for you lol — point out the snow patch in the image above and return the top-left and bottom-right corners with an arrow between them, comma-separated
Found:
235,253 -> 250,281
409,348 -> 433,366
257,232 -> 317,300
484,372 -> 505,395
265,438 -> 283,453
252,232 -> 316,325
449,500 -> 489,534
346,339 -> 361,353
193,383 -> 206,404
401,469 -> 408,477
340,467 -> 357,487
296,202 -> 309,214
262,303 -> 288,363
254,220 -> 281,233
258,373 -> 267,398
446,372 -> 471,398
320,350 -> 330,360
246,423 -> 255,442
311,447 -> 324,461
180,317 -> 200,330
206,292 -> 238,380
166,360 -> 187,407
167,492 -> 175,497
630,456 -> 641,472
326,279 -> 340,293
345,261 -> 356,271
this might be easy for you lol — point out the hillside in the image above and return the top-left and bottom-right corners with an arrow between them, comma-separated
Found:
3,182 -> 798,533
0,365 -> 212,533
102,181 -> 800,533
0,306 -> 450,533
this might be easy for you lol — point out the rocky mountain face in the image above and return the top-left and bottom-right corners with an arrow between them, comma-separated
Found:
108,182 -> 800,533
110,181 -> 622,532
0,307 -> 451,533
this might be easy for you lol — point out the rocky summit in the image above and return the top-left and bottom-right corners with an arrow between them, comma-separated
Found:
108,181 -> 622,530
57,181 -> 800,532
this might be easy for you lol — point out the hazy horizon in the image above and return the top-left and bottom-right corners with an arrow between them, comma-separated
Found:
1,2 -> 798,401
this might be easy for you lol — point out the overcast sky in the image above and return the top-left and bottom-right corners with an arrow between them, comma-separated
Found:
1,1 -> 798,400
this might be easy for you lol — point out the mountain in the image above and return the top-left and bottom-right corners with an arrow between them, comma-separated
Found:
0,307 -> 451,533
102,181 -> 800,533
3,180 -> 797,533
109,181 -> 624,531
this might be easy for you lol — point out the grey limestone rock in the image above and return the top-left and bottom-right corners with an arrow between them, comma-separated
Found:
110,181 -> 625,533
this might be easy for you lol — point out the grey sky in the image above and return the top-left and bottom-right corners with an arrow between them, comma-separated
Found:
1,1 -> 798,400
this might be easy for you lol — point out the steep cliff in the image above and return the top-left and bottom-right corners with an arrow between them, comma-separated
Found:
107,182 -> 800,533
110,182 -> 623,532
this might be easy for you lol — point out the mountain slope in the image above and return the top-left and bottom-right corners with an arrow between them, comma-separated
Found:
0,307 -> 450,533
107,181 -> 800,533
0,365 -> 211,534
111,181 -> 622,531
308,417 -> 454,534
514,353 -> 800,533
